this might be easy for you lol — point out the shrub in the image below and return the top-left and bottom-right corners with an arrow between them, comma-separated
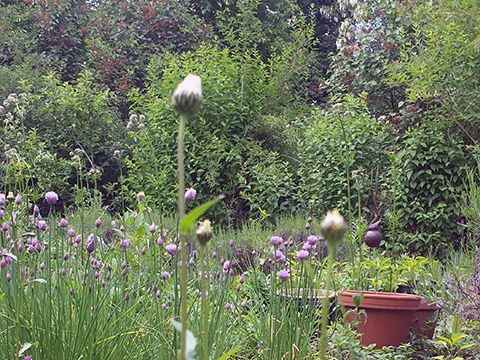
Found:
386,123 -> 468,255
296,94 -> 392,218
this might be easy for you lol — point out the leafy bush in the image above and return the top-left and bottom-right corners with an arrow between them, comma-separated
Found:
386,123 -> 468,254
296,94 -> 392,217
126,45 -> 301,223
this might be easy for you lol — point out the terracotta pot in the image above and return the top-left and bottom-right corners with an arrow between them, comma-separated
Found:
338,290 -> 422,349
411,298 -> 441,339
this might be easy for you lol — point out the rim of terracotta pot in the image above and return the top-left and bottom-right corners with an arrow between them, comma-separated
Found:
338,290 -> 422,310
418,298 -> 442,311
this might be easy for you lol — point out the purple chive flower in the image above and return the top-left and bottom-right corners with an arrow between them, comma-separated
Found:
156,290 -> 161,298
75,235 -> 82,244
229,239 -> 235,247
95,218 -> 102,228
277,269 -> 290,281
211,251 -> 217,259
44,191 -> 58,205
141,247 -> 147,255
14,194 -> 22,205
241,300 -> 248,308
33,205 -> 40,214
33,240 -> 42,253
222,260 -> 231,274
120,238 -> 129,251
274,249 -> 286,263
17,242 -> 23,253
0,209 -> 4,220
270,236 -> 283,247
27,245 -> 34,254
111,220 -> 116,228
1,222 -> 8,232
36,220 -> 47,231
307,235 -> 318,245
0,258 -> 5,268
239,273 -> 245,284
85,234 -> 95,253
184,188 -> 197,201
297,250 -> 309,261
302,242 -> 313,251
39,262 -> 45,271
149,223 -> 157,233
0,194 -> 5,206
6,273 -> 12,282
67,229 -> 76,238
161,271 -> 170,280
24,356 -> 32,360
165,243 -> 177,256
61,268 -> 67,277
225,303 -> 232,310
59,218 -> 69,228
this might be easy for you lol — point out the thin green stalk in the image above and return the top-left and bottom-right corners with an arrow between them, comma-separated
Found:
319,244 -> 334,360
199,244 -> 208,360
177,114 -> 187,360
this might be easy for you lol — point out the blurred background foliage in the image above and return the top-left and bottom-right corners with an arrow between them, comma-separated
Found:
0,0 -> 479,254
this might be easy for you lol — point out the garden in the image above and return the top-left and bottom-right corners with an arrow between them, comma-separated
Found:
0,0 -> 479,359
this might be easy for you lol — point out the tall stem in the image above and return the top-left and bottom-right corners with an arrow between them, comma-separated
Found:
177,115 -> 187,360
200,244 -> 209,360
319,244 -> 334,360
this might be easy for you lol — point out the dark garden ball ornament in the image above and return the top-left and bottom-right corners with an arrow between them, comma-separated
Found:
364,221 -> 383,248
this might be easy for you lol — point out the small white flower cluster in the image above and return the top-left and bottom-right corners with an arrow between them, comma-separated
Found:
127,113 -> 146,131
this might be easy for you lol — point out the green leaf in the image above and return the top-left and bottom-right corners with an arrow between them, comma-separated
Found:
217,346 -> 241,360
179,195 -> 224,235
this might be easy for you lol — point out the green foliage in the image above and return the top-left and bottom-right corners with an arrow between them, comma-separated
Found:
126,45 -> 303,223
387,124 -> 468,254
297,94 -> 391,217
387,0 -> 480,142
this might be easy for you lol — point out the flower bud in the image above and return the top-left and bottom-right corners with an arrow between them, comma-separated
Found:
171,74 -> 202,116
196,219 -> 212,246
320,210 -> 347,246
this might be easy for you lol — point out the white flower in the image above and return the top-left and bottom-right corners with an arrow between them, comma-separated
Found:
172,74 -> 202,116
320,210 -> 347,245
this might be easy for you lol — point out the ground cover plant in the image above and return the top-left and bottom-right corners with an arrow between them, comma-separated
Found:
1,0 -> 480,359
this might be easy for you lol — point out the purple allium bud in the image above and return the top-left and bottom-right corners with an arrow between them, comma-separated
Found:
297,250 -> 309,261
17,241 -> 23,253
63,252 -> 69,261
307,235 -> 318,245
156,235 -> 164,247
6,272 -> 12,282
34,241 -> 42,253
211,251 -> 217,259
39,262 -> 45,271
95,218 -> 102,228
149,222 -> 157,233
277,269 -> 290,281
141,247 -> 147,255
24,356 -> 32,360
162,303 -> 167,309
36,220 -> 47,231
94,271 -> 100,280
67,229 -> 76,238
1,222 -> 8,232
111,220 -> 116,228
85,234 -> 95,254
225,302 -> 232,310
121,260 -> 128,270
229,239 -> 235,247
84,269 -> 89,277
15,194 -> 22,205
222,260 -> 231,274
0,209 -> 4,220
156,290 -> 161,298
33,205 -> 40,214
161,271 -> 170,280
270,236 -> 283,247
241,300 -> 248,308
0,258 -> 5,268
75,235 -> 82,244
120,225 -> 126,232
235,285 -> 241,292
44,191 -> 58,205
59,218 -> 69,228
274,250 -> 286,263
239,273 -> 245,284
27,245 -> 34,254
184,188 -> 197,202
0,194 -> 5,206
61,268 -> 67,277
120,238 -> 129,251
124,292 -> 130,301
165,243 -> 177,256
